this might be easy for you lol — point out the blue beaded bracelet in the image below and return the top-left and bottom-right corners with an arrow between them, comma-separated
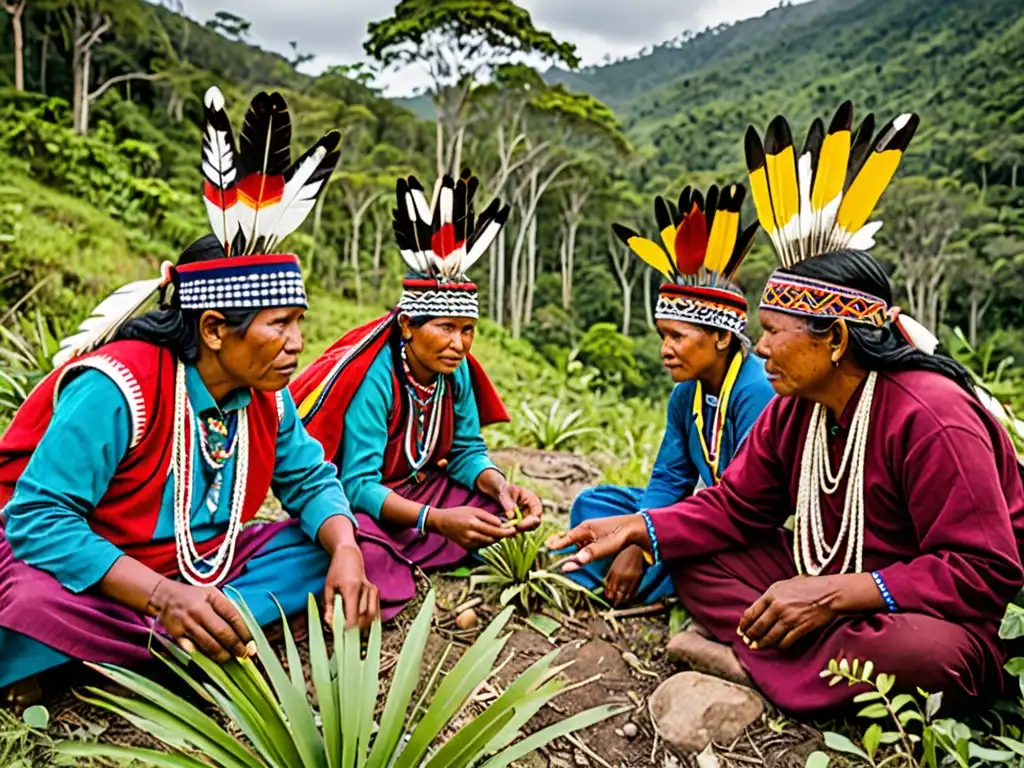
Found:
871,570 -> 898,613
416,504 -> 431,537
639,510 -> 661,566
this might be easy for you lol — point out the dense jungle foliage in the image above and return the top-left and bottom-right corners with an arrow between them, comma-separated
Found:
0,0 -> 1022,449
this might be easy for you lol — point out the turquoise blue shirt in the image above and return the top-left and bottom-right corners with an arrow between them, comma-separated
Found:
3,365 -> 353,594
340,346 -> 496,517
640,353 -> 775,509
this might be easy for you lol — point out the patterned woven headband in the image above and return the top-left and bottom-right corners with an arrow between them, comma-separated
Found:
176,254 -> 307,311
656,284 -> 748,335
760,273 -> 887,327
398,279 -> 479,319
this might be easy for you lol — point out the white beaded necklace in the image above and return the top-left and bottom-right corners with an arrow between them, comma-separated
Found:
171,362 -> 249,587
793,371 -> 877,576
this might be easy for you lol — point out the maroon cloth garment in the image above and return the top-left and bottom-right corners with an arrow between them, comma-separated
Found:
0,520 -> 290,667
650,369 -> 1024,713
358,469 -> 503,620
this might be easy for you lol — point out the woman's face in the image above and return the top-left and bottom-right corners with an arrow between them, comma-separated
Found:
656,319 -> 728,383
405,316 -> 477,376
206,306 -> 306,391
755,309 -> 835,397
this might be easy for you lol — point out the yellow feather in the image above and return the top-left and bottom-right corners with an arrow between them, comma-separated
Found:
811,129 -> 851,210
836,148 -> 903,234
627,235 -> 674,279
748,165 -> 776,236
765,144 -> 799,231
704,210 -> 739,273
659,224 -> 677,259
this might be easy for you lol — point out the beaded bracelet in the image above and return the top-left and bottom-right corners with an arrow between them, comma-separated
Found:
416,504 -> 431,537
871,570 -> 898,613
638,510 -> 661,566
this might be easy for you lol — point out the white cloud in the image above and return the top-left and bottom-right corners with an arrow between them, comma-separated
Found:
176,0 -> 800,96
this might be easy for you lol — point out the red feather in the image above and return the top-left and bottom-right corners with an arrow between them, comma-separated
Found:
673,204 -> 708,275
432,222 -> 458,258
203,179 -> 237,210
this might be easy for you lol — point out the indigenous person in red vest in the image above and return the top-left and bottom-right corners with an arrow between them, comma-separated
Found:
548,102 -> 1024,714
0,88 -> 377,699
291,171 -> 543,618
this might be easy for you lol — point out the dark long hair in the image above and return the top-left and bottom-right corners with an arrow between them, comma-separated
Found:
783,249 -> 976,395
115,234 -> 259,363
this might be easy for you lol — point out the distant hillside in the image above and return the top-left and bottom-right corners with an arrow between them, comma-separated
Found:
543,0 -> 1024,190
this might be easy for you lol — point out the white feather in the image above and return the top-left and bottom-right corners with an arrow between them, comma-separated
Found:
428,175 -> 443,217
261,145 -> 329,253
410,185 -> 432,224
847,220 -> 884,251
895,312 -> 938,354
440,184 -> 454,225
797,151 -> 814,261
53,278 -> 163,367
463,218 -> 504,273
204,86 -> 225,111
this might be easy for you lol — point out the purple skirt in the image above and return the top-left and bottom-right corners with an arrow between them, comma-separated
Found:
0,470 -> 498,681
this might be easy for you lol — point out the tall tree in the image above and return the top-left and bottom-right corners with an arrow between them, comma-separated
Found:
364,0 -> 579,177
2,0 -> 27,90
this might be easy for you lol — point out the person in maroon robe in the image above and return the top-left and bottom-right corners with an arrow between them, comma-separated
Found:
548,103 -> 1024,715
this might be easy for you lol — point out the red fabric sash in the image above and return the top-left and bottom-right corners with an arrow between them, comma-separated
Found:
289,311 -> 509,465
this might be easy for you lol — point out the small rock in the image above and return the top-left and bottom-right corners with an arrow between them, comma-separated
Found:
649,671 -> 764,753
614,728 -> 625,738
622,722 -> 639,739
455,608 -> 478,630
573,749 -> 589,766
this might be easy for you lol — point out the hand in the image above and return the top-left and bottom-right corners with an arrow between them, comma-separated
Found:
546,514 -> 649,572
605,545 -> 647,607
323,544 -> 379,632
738,576 -> 841,651
497,482 -> 543,531
429,505 -> 517,549
149,579 -> 253,662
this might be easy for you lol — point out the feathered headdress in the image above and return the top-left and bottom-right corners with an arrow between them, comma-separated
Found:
746,100 -> 935,350
612,183 -> 758,336
53,87 -> 340,368
393,169 -> 509,320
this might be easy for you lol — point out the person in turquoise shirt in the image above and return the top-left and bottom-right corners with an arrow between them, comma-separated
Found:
0,88 -> 377,703
291,170 -> 544,619
564,183 -> 775,606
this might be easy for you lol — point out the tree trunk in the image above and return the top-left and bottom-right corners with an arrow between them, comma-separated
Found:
6,1 -> 26,91
562,218 -> 579,310
524,212 -> 538,325
78,46 -> 92,135
372,220 -> 383,275
969,298 -> 979,348
644,271 -> 655,329
495,229 -> 506,326
40,20 -> 50,95
1013,162 -> 1019,190
349,211 -> 364,305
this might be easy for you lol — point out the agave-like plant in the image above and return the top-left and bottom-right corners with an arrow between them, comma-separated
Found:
519,395 -> 599,451
471,522 -> 607,616
56,590 -> 625,768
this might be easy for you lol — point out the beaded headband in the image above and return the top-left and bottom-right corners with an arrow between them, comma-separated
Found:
759,273 -> 887,327
397,279 -> 480,320
175,254 -> 307,311
656,284 -> 748,334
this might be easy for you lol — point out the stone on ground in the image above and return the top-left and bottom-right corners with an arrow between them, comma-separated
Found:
649,671 -> 764,753
666,630 -> 751,686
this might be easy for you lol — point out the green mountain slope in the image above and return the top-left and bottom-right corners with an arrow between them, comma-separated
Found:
547,0 -> 1024,188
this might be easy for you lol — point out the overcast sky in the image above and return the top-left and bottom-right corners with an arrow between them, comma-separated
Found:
177,0 -> 800,96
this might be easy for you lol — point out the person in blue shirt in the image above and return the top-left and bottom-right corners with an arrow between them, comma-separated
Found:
0,89 -> 375,701
565,183 -> 775,607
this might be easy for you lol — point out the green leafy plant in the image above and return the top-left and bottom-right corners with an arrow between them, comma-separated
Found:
518,395 -> 599,451
0,706 -> 111,767
57,589 -> 625,768
471,518 -> 606,615
814,657 -> 1024,768
0,310 -> 59,425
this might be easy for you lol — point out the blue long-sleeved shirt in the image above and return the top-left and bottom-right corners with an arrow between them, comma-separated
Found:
640,353 -> 775,510
3,365 -> 353,593
340,345 -> 496,517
